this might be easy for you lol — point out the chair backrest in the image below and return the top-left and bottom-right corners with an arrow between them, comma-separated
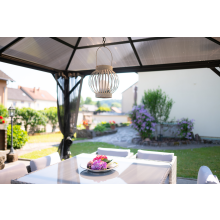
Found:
30,152 -> 61,172
0,163 -> 28,184
137,150 -> 174,162
197,166 -> 219,184
97,148 -> 130,157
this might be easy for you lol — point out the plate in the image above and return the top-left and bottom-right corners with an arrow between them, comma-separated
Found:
80,163 -> 118,173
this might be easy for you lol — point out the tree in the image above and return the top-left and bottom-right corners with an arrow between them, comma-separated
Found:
16,107 -> 47,131
96,101 -> 101,108
141,87 -> 174,123
84,97 -> 93,105
0,104 -> 8,118
44,107 -> 58,132
111,102 -> 121,108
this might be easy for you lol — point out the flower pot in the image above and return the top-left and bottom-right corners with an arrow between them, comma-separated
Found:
110,125 -> 115,130
85,125 -> 90,130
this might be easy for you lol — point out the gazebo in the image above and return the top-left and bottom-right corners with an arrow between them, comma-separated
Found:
0,37 -> 220,159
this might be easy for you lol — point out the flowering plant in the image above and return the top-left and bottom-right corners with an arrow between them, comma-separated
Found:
0,116 -> 5,124
129,105 -> 156,139
83,120 -> 90,127
176,118 -> 195,139
87,155 -> 117,170
109,121 -> 116,125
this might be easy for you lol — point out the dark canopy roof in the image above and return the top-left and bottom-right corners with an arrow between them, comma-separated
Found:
0,37 -> 220,76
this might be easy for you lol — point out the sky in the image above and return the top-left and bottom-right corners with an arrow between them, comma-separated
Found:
0,62 -> 138,101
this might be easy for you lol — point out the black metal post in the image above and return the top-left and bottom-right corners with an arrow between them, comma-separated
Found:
63,77 -> 70,159
9,116 -> 14,154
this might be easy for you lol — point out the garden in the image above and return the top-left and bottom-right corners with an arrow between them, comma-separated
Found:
0,104 -> 61,149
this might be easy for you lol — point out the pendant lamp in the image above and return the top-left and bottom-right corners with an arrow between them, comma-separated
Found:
88,38 -> 119,98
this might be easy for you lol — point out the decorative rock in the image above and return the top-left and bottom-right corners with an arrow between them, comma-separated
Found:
168,142 -> 174,146
132,137 -> 142,144
144,138 -> 151,142
195,134 -> 201,141
161,143 -> 168,147
191,141 -> 198,145
174,142 -> 180,146
151,142 -> 158,146
181,141 -> 187,145
190,132 -> 195,140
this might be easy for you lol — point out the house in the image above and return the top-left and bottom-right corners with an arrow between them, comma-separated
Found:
0,70 -> 14,106
122,68 -> 220,138
7,86 -> 57,110
7,88 -> 34,108
122,81 -> 138,113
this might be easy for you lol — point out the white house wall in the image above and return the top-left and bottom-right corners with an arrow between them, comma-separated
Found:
137,68 -> 220,138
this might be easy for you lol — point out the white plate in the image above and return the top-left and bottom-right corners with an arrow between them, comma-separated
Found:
80,163 -> 118,173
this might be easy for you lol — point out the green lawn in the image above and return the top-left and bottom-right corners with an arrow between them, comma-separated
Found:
20,142 -> 220,179
27,133 -> 85,143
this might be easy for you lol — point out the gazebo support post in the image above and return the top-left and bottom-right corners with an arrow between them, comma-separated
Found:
63,77 -> 71,159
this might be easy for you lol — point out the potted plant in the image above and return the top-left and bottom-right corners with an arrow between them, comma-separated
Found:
0,116 -> 6,129
83,120 -> 90,130
109,121 -> 116,130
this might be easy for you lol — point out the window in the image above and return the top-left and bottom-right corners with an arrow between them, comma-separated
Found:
13,102 -> 16,107
21,101 -> 24,104
28,103 -> 31,107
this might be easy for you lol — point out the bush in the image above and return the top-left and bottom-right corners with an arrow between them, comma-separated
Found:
97,107 -> 111,112
0,104 -> 8,118
77,124 -> 85,130
93,124 -> 106,132
7,125 -> 29,149
129,105 -> 156,139
141,87 -> 174,123
176,118 -> 195,140
44,107 -> 58,132
100,121 -> 111,128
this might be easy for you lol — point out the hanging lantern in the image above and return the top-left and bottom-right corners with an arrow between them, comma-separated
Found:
88,38 -> 119,98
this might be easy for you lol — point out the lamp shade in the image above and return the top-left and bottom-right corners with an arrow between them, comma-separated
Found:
8,105 -> 15,117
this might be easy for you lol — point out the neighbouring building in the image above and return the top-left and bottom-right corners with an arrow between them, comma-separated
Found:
0,70 -> 14,106
122,81 -> 138,113
7,88 -> 34,108
7,86 -> 57,110
122,68 -> 220,138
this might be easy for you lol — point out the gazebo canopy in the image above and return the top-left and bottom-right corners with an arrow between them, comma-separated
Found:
0,37 -> 220,76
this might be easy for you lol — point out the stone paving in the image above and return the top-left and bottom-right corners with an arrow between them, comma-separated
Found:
74,126 -> 220,150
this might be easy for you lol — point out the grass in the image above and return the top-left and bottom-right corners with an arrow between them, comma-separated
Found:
27,133 -> 85,143
20,141 -> 220,179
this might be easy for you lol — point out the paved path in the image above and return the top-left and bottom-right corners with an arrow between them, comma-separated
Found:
74,127 -> 220,150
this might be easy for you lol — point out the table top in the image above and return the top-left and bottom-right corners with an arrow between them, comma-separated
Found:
12,153 -> 171,184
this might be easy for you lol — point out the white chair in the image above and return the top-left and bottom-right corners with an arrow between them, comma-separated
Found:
197,166 -> 219,184
132,150 -> 177,184
0,163 -> 28,184
30,152 -> 61,172
92,148 -> 134,158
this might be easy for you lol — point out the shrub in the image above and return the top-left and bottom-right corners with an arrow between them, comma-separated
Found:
44,107 -> 58,132
100,121 -> 110,128
176,118 -> 195,140
97,106 -> 111,112
129,104 -> 156,139
93,124 -> 106,132
141,87 -> 174,123
16,108 -> 47,131
7,125 -> 29,149
77,124 -> 85,130
0,104 -> 8,118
